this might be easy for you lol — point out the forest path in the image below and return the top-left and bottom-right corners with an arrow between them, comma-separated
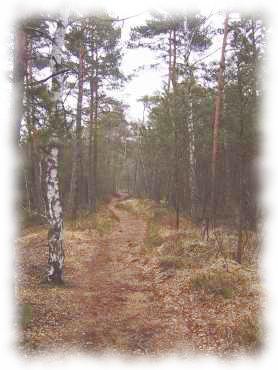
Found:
61,194 -> 192,356
64,195 -> 170,355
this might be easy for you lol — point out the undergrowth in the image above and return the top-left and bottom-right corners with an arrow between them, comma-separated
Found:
68,207 -> 118,235
236,315 -> 263,350
190,268 -> 249,299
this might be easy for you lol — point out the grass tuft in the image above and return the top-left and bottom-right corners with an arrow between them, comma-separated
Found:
190,268 -> 249,298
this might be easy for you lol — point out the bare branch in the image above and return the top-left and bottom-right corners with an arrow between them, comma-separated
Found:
28,68 -> 76,85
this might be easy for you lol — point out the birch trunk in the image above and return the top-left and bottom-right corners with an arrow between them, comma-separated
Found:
46,143 -> 64,282
45,16 -> 67,283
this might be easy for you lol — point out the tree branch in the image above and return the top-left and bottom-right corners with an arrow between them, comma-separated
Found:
28,68 -> 75,85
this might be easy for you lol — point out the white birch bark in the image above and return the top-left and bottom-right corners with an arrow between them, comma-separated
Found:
46,15 -> 67,283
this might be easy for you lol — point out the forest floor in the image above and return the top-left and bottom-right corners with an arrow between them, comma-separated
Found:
15,193 -> 264,359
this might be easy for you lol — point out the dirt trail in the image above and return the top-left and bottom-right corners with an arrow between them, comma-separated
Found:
35,194 -> 193,356
65,194 -> 185,355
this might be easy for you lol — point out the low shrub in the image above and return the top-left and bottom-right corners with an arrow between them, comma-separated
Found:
145,221 -> 163,248
152,207 -> 168,222
190,268 -> 249,299
20,208 -> 46,228
236,316 -> 263,350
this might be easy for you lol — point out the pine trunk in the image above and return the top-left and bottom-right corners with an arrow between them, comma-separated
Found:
88,76 -> 97,212
188,89 -> 198,221
236,59 -> 245,264
88,77 -> 94,210
210,13 -> 229,228
92,77 -> 98,208
171,29 -> 180,230
14,26 -> 27,142
26,37 -> 44,214
69,46 -> 84,220
88,42 -> 98,212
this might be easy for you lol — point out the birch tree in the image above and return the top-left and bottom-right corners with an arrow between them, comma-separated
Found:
45,15 -> 68,283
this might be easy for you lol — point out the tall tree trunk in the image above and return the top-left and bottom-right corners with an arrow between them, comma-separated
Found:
13,25 -> 27,142
237,166 -> 244,264
92,71 -> 99,207
187,86 -> 198,221
88,74 -> 94,210
88,42 -> 98,212
133,156 -> 138,194
45,16 -> 67,283
174,129 -> 180,229
137,128 -> 149,195
88,77 -> 98,212
26,37 -> 44,214
167,30 -> 172,93
69,45 -> 84,219
171,28 -> 180,229
23,168 -> 31,211
236,59 -> 245,264
210,13 -> 229,228
26,105 -> 44,214
223,125 -> 232,207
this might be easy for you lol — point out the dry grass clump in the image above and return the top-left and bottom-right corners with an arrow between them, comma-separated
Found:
190,262 -> 253,299
19,208 -> 47,229
145,221 -> 164,249
234,315 -> 263,350
115,198 -> 156,219
68,207 -> 118,235
114,202 -> 131,212
158,255 -> 186,271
